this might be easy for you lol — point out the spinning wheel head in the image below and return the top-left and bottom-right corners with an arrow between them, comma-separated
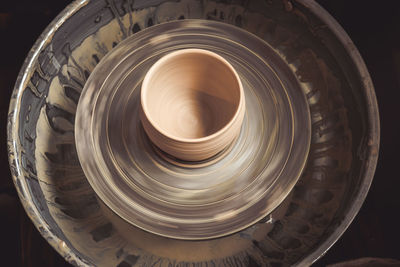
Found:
75,20 -> 311,240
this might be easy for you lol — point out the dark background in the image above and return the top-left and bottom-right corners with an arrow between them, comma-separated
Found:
0,1 -> 399,266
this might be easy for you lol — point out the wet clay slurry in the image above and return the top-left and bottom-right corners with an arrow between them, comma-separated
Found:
7,0 -> 378,266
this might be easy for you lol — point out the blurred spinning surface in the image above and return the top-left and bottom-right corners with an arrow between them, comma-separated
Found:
75,20 -> 311,240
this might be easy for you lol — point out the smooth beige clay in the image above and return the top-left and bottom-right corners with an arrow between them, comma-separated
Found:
140,49 -> 245,161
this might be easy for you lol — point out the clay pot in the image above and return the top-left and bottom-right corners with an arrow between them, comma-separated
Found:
140,49 -> 245,162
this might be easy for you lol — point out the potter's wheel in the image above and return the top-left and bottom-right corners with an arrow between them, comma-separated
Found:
7,0 -> 379,266
75,20 -> 310,239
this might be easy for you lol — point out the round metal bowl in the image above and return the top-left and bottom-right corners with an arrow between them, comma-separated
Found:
7,0 -> 379,266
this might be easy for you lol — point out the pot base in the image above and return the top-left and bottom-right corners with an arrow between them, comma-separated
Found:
151,134 -> 239,169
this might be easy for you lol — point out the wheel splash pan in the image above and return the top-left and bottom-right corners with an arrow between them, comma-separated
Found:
7,0 -> 379,266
